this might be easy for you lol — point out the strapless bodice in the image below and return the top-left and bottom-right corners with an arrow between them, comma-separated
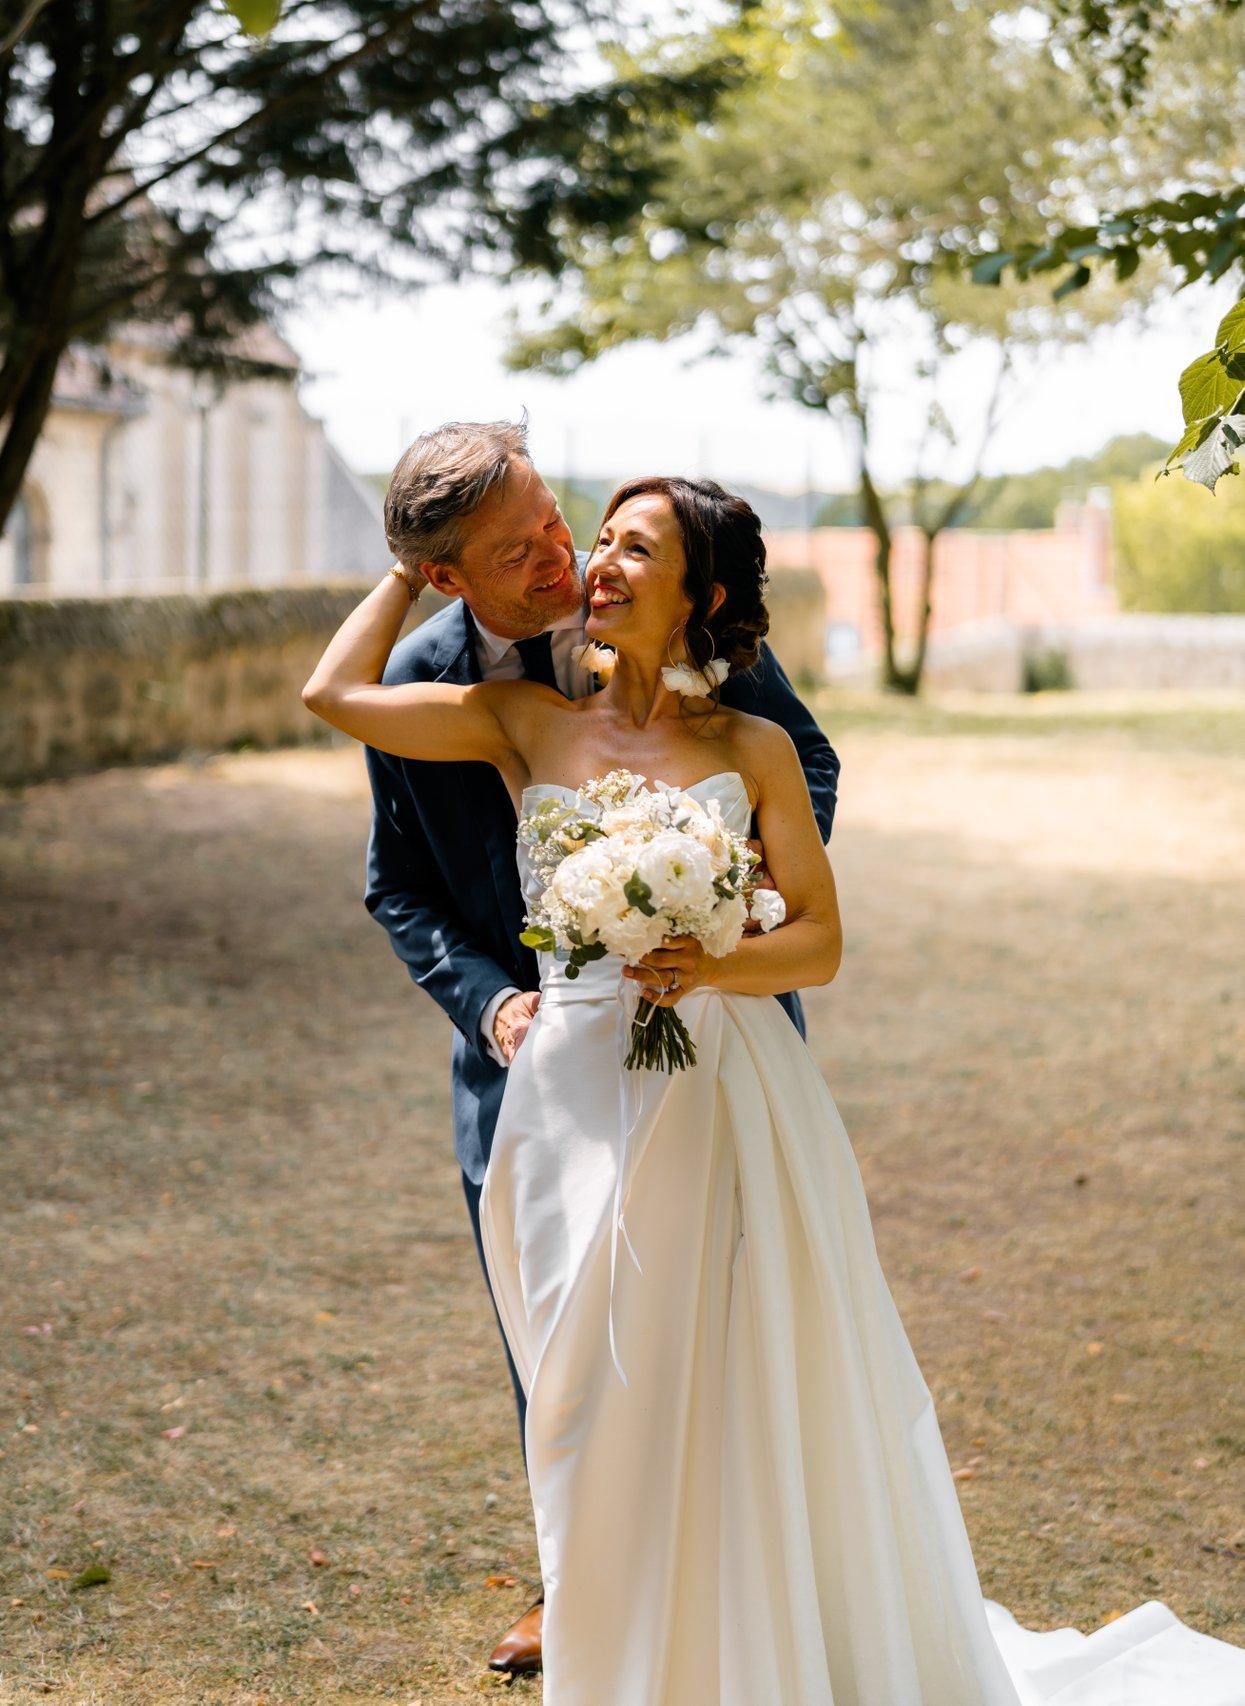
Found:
517,771 -> 752,1001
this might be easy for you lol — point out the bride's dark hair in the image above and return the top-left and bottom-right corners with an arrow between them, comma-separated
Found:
599,476 -> 770,683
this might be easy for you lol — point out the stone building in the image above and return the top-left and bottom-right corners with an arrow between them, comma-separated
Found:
0,325 -> 389,596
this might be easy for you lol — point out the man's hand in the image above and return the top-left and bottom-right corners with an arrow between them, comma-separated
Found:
493,990 -> 541,1062
623,936 -> 710,1007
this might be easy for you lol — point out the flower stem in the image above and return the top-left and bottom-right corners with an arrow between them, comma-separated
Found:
624,999 -> 698,1072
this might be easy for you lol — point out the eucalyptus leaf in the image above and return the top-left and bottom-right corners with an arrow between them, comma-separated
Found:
519,926 -> 556,951
623,874 -> 657,917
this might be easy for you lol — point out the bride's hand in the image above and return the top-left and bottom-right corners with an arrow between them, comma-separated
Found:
624,936 -> 708,1006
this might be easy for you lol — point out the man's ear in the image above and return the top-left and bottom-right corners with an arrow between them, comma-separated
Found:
421,560 -> 466,599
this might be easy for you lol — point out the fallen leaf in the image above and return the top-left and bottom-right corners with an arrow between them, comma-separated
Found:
957,1265 -> 982,1282
309,1548 -> 329,1566
161,1426 -> 186,1441
302,1600 -> 320,1616
1103,1608 -> 1126,1624
190,1559 -> 216,1570
216,1524 -> 237,1538
44,1568 -> 72,1580
348,1582 -> 362,1597
1110,1393 -> 1137,1404
71,1564 -> 110,1590
314,1311 -> 335,1324
485,1574 -> 519,1588
1085,1341 -> 1104,1356
953,1467 -> 977,1481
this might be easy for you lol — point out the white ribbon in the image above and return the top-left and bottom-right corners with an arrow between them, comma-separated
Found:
608,975 -> 653,1386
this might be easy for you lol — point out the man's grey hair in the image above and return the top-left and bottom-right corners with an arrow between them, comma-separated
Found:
384,417 -> 531,570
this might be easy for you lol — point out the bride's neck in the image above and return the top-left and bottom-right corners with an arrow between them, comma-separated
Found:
602,648 -> 685,727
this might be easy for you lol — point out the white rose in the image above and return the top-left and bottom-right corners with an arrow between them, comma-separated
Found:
633,831 -> 714,913
749,887 -> 787,932
600,800 -> 658,838
683,807 -> 733,876
701,892 -> 749,958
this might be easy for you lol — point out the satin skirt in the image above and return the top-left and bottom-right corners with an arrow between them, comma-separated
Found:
478,965 -> 1245,1706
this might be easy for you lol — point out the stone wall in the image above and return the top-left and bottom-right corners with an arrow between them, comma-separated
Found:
823,613 -> 1245,693
1,569 -> 828,786
0,584 -> 411,786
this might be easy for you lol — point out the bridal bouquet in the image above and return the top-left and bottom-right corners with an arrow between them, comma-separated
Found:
518,769 -> 785,1071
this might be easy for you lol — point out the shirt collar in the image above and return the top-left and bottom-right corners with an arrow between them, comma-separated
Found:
472,605 -> 585,667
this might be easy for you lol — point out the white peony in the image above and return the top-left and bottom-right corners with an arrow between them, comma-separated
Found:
633,830 -> 714,913
701,892 -> 749,958
602,905 -> 670,962
550,842 -> 625,935
749,887 -> 787,932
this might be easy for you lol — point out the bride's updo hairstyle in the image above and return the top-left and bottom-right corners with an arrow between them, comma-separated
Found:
599,476 -> 770,686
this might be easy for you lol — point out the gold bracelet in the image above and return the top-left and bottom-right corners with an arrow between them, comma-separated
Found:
387,563 -> 425,602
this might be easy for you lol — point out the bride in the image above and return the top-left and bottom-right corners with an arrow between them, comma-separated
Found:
302,476 -> 1245,1705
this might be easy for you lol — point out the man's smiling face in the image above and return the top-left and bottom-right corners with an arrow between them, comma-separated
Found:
421,460 -> 584,639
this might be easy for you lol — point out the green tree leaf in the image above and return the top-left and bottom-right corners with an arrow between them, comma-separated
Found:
223,0 -> 283,36
1179,350 -> 1245,426
71,1563 -> 111,1590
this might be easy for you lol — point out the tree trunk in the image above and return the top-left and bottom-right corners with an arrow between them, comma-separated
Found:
889,526 -> 938,695
856,458 -> 908,692
0,330 -> 69,535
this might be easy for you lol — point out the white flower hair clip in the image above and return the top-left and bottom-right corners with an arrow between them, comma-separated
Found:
572,640 -> 617,683
660,657 -> 729,698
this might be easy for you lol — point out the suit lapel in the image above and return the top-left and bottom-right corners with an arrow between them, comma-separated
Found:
430,599 -> 481,686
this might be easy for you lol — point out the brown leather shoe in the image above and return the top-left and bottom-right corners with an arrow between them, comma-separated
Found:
486,1592 -> 544,1675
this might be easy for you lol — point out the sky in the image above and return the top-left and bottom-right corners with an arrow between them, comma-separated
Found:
284,273 -> 1236,496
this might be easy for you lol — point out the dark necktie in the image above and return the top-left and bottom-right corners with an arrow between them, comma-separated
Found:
514,630 -> 560,693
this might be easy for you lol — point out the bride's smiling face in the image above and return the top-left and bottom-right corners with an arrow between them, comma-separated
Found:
585,494 -> 696,655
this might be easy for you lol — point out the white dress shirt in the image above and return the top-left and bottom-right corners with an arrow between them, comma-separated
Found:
475,605 -> 595,1065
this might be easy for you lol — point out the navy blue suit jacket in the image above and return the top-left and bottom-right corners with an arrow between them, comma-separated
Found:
364,594 -> 840,1185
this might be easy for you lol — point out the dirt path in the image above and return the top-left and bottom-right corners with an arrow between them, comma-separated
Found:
2,695 -> 1243,1703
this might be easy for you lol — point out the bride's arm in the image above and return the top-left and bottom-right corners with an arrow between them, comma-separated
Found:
696,724 -> 842,998
301,570 -> 550,763
629,723 -> 841,1002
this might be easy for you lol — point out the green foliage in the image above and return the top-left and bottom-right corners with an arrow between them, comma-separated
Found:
508,0 -> 1143,691
973,1 -> 1245,487
0,0 -> 733,533
913,434 -> 1167,530
224,0 -> 283,35
1113,465 -> 1245,611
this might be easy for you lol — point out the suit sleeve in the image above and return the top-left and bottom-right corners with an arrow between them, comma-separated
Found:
363,742 -> 517,1065
725,641 -> 840,841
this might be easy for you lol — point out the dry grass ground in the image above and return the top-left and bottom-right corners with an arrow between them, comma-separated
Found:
2,690 -> 1243,1704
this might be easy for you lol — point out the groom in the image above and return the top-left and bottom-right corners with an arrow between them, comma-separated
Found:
362,418 -> 841,1675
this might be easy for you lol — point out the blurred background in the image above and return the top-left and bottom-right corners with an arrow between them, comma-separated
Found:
2,2 -> 1243,1702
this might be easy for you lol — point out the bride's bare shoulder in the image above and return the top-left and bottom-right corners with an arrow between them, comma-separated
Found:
718,707 -> 800,807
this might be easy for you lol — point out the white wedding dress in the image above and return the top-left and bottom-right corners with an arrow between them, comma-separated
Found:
479,772 -> 1245,1706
